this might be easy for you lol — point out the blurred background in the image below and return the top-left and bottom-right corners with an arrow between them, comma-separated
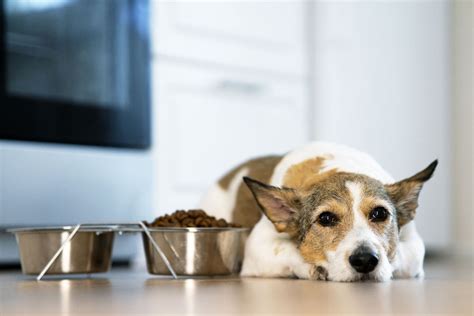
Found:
0,0 -> 472,265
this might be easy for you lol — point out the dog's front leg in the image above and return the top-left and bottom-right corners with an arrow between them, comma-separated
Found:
241,243 -> 313,279
289,254 -> 313,279
241,218 -> 314,279
392,221 -> 425,279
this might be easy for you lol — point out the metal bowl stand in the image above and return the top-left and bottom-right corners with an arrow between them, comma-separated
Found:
36,222 -> 177,281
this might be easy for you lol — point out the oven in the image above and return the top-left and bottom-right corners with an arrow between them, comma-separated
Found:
0,0 -> 151,148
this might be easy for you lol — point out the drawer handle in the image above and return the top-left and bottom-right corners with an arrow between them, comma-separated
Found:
215,80 -> 265,96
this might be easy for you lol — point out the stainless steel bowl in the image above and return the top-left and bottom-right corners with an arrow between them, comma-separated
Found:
142,227 -> 250,276
9,227 -> 114,275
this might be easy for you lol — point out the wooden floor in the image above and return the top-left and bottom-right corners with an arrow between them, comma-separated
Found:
0,256 -> 472,315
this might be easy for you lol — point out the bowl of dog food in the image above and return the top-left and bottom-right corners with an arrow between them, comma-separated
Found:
142,209 -> 250,276
9,226 -> 115,275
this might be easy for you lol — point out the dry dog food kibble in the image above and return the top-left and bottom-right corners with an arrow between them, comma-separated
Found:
146,209 -> 242,228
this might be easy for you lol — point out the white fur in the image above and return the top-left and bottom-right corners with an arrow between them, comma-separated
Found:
391,221 -> 425,279
200,142 -> 425,281
199,167 -> 249,221
240,217 -> 312,279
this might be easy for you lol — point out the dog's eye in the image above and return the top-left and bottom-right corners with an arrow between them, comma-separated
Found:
317,212 -> 339,227
369,207 -> 389,222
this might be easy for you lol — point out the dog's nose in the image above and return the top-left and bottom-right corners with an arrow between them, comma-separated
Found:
349,248 -> 379,274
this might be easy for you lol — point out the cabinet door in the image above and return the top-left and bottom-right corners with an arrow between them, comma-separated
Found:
311,1 -> 451,248
152,62 -> 309,212
152,0 -> 308,76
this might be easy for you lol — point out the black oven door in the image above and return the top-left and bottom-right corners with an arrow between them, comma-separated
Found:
0,0 -> 150,149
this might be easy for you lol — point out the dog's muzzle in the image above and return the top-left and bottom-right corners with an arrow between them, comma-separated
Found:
349,246 -> 379,274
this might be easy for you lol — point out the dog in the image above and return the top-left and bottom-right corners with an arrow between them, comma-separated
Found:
199,142 -> 437,282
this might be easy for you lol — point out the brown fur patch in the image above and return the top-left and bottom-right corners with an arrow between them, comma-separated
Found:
218,155 -> 283,228
282,156 -> 336,190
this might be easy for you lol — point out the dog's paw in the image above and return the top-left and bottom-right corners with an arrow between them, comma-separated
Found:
414,269 -> 425,279
310,265 -> 328,281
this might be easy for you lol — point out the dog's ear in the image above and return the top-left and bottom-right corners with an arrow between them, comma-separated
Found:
385,160 -> 438,228
243,177 -> 302,233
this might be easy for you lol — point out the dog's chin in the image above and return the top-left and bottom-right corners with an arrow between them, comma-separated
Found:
323,253 -> 394,282
328,272 -> 390,282
325,265 -> 393,282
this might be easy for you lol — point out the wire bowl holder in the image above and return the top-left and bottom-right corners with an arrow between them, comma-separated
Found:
8,222 -> 178,281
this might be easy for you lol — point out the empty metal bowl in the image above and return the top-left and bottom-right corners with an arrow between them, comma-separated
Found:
9,227 -> 114,275
142,227 -> 249,276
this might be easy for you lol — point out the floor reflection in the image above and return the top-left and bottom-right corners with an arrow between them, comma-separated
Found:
184,279 -> 196,315
59,280 -> 71,315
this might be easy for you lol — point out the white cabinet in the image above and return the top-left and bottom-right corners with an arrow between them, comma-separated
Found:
153,0 -> 308,76
311,1 -> 451,249
149,1 -> 310,214
152,62 -> 309,213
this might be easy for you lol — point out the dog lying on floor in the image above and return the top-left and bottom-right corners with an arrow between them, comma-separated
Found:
199,142 -> 437,282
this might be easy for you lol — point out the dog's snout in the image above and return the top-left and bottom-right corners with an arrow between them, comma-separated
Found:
349,247 -> 379,274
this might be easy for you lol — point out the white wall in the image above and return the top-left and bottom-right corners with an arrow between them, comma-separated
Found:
310,1 -> 451,249
452,0 -> 473,256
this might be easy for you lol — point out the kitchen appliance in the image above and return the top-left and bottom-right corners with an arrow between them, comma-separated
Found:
0,0 -> 150,147
0,0 -> 152,264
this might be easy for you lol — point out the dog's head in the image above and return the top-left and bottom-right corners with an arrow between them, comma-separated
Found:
243,160 -> 437,282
